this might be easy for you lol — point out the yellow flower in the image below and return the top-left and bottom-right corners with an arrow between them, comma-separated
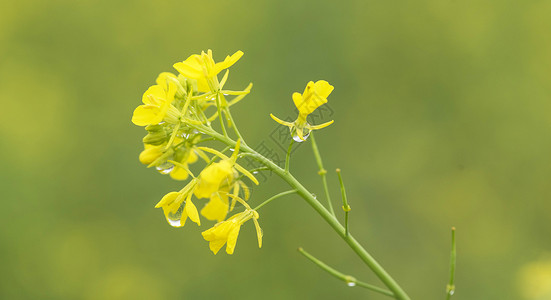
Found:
169,149 -> 198,181
194,139 -> 258,199
154,179 -> 201,227
194,159 -> 234,198
271,80 -> 335,142
200,191 -> 230,222
132,82 -> 180,126
173,50 -> 243,92
139,143 -> 166,165
201,200 -> 262,255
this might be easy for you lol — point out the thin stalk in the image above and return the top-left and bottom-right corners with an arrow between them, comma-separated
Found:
446,227 -> 457,300
310,132 -> 335,216
254,190 -> 297,211
298,247 -> 394,298
285,139 -> 294,173
224,107 -> 245,143
215,92 -> 228,137
336,168 -> 351,237
165,122 -> 181,150
189,124 -> 411,300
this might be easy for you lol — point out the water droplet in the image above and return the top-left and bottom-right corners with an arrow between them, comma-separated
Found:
166,203 -> 185,227
449,290 -> 455,296
347,282 -> 356,287
229,148 -> 235,152
252,171 -> 259,174
167,218 -> 181,227
156,162 -> 174,174
292,131 -> 311,142
291,127 -> 311,142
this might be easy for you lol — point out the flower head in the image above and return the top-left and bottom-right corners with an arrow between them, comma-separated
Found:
173,50 -> 243,92
155,179 -> 201,227
194,159 -> 234,198
200,191 -> 230,222
132,81 -> 180,126
201,196 -> 262,255
194,140 -> 258,221
271,80 -> 334,142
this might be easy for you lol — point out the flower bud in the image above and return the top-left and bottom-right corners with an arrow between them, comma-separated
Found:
143,125 -> 168,145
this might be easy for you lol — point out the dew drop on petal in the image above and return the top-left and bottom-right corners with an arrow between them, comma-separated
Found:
166,203 -> 185,227
156,162 -> 174,174
292,131 -> 310,143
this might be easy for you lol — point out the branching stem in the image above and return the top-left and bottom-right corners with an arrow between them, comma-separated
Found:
188,123 -> 411,300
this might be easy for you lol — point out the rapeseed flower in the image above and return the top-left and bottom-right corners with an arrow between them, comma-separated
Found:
155,179 -> 201,227
202,196 -> 262,255
195,140 -> 258,221
173,50 -> 243,92
132,82 -> 181,126
200,191 -> 230,222
271,80 -> 334,142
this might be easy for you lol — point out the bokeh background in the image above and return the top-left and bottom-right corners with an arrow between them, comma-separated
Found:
1,0 -> 551,299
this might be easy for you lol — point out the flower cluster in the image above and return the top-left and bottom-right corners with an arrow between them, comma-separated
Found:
131,50 -> 261,254
271,80 -> 334,142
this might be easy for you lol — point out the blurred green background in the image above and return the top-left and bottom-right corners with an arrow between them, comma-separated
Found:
1,0 -> 551,299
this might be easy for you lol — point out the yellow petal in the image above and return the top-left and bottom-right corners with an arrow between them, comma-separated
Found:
185,195 -> 201,226
132,105 -> 160,126
253,216 -> 262,248
170,165 -> 189,180
200,193 -> 229,222
233,163 -> 259,185
187,150 -> 198,164
292,92 -> 303,111
139,144 -> 164,165
196,78 -> 210,92
156,72 -> 177,89
313,80 -> 334,99
225,226 -> 241,255
155,191 -> 180,208
214,50 -> 244,75
270,114 -> 294,127
142,85 -> 165,105
208,239 -> 226,255
173,55 -> 204,79
307,120 -> 334,130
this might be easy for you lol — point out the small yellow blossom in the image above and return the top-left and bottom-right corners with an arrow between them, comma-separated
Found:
202,197 -> 262,255
271,80 -> 334,142
200,191 -> 230,222
132,82 -> 180,126
155,180 -> 201,227
195,139 -> 258,199
173,50 -> 243,92
139,143 -> 166,165
194,160 -> 234,198
170,149 -> 198,181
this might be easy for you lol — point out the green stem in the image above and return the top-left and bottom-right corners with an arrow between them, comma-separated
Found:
189,124 -> 411,300
215,92 -> 228,137
446,227 -> 457,300
285,139 -> 294,173
336,169 -> 351,237
298,247 -> 394,298
224,107 -> 245,144
255,190 -> 297,211
310,132 -> 335,216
